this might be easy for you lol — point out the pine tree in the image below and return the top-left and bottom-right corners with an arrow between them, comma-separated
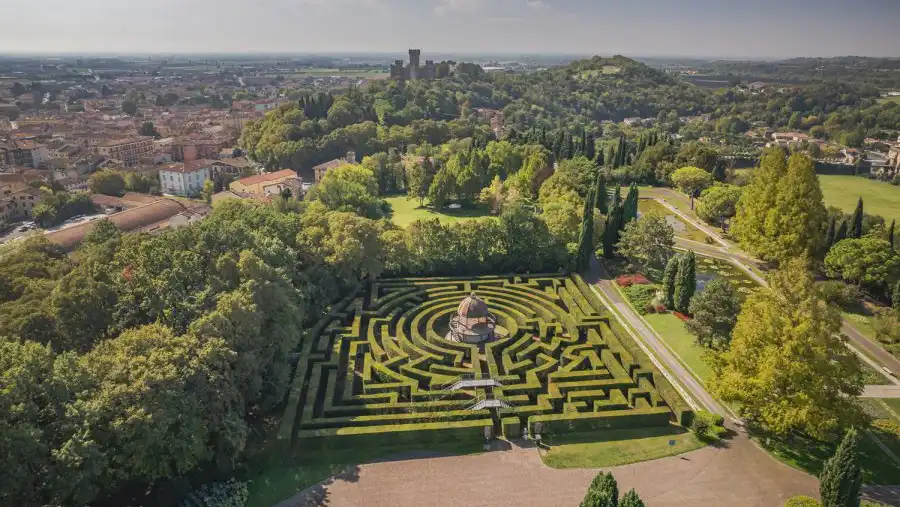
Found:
835,219 -> 849,244
824,216 -> 837,250
888,220 -> 895,251
819,428 -> 862,507
618,490 -> 645,507
674,251 -> 696,313
663,255 -> 680,310
585,472 -> 618,507
595,173 -> 608,214
851,197 -> 864,239
576,189 -> 596,273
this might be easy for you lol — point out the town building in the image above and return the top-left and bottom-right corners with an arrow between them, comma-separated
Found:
313,151 -> 357,184
390,49 -> 437,82
0,183 -> 43,224
229,169 -> 302,197
0,139 -> 50,168
96,137 -> 154,167
158,159 -> 212,197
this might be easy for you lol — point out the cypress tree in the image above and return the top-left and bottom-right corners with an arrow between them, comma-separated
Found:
819,428 -> 862,507
595,173 -> 608,214
617,136 -> 626,167
619,490 -> 645,507
663,255 -> 679,310
851,197 -> 864,239
587,472 -> 619,506
585,132 -> 596,161
674,250 -> 696,313
824,216 -> 836,250
893,281 -> 900,317
576,189 -> 596,273
712,162 -> 726,182
612,183 -> 622,209
889,220 -> 895,251
835,219 -> 849,244
605,145 -> 616,168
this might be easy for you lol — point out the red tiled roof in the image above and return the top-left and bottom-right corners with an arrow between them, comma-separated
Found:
234,169 -> 296,186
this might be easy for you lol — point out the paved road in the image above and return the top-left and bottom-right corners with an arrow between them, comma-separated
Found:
862,386 -> 900,398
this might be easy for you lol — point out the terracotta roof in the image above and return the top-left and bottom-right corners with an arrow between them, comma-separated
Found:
159,159 -> 213,174
99,137 -> 151,148
234,169 -> 296,186
313,158 -> 349,171
46,198 -> 190,250
213,157 -> 251,168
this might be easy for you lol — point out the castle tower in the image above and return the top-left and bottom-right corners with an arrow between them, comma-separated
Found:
409,49 -> 421,80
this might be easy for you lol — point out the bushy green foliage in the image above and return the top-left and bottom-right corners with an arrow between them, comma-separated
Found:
180,479 -> 249,507
786,496 -> 822,507
690,410 -> 726,440
820,428 -> 862,507
623,284 -> 660,315
686,277 -> 742,350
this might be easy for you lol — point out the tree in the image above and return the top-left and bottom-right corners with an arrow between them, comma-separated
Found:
686,277 -> 742,350
582,472 -> 618,507
711,260 -> 863,439
619,490 -> 645,507
671,166 -> 712,208
835,220 -> 849,244
121,100 -> 138,115
663,255 -> 679,310
575,189 -> 595,273
428,167 -> 455,211
201,180 -> 215,204
824,237 -> 900,291
83,219 -> 120,246
889,220 -> 895,251
894,281 -> 900,317
850,198 -> 864,239
616,213 -> 675,270
11,81 -> 26,97
595,172 -> 608,214
824,216 -> 837,251
309,164 -> 385,219
479,175 -> 507,216
139,121 -> 159,138
785,496 -> 822,507
696,184 -> 742,228
819,428 -> 862,507
88,170 -> 126,197
732,151 -> 826,263
406,158 -> 432,206
674,250 -> 696,313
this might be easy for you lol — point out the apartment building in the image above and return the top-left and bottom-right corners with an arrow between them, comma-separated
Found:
96,137 -> 155,167
158,159 -> 212,197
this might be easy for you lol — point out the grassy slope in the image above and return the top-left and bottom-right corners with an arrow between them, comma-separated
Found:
818,175 -> 900,225
540,426 -> 705,469
384,195 -> 491,228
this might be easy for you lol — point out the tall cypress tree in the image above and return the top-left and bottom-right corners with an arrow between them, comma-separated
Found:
663,255 -> 679,310
851,197 -> 864,239
889,220 -> 895,251
824,216 -> 837,250
612,183 -> 622,209
893,281 -> 900,318
576,189 -> 596,273
595,173 -> 608,214
585,132 -> 596,161
819,428 -> 862,507
835,219 -> 849,244
674,251 -> 696,313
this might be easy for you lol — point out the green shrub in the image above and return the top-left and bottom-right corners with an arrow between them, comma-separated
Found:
623,284 -> 660,315
784,495 -> 821,507
180,479 -> 248,507
817,280 -> 865,312
690,410 -> 725,440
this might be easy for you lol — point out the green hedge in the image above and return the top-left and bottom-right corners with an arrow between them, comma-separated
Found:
527,407 -> 672,435
296,418 -> 492,450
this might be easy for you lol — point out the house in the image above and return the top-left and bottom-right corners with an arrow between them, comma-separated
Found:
0,185 -> 43,224
209,157 -> 253,179
770,132 -> 811,146
158,160 -> 212,197
96,137 -> 154,167
0,139 -> 50,168
45,198 -> 210,250
313,151 -> 357,184
229,169 -> 301,197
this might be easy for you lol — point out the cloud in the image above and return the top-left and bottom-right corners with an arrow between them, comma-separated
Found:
434,0 -> 483,15
434,0 -> 552,16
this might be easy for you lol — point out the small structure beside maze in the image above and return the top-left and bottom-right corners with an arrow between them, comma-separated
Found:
279,275 -> 693,449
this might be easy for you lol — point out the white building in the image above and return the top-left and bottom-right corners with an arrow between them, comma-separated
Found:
158,160 -> 212,197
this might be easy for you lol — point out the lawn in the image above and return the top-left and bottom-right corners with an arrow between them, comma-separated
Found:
637,198 -> 712,243
818,175 -> 900,225
642,313 -> 715,382
384,195 -> 492,227
539,425 -> 706,468
242,441 -> 484,507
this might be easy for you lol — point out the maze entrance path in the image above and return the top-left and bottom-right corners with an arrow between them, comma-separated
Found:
279,275 -> 692,449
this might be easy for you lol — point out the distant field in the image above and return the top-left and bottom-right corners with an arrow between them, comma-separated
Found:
295,68 -> 388,78
818,175 -> 900,224
877,95 -> 900,105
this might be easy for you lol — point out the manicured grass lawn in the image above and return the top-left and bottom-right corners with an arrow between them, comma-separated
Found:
642,313 -> 715,382
757,430 -> 900,485
242,441 -> 484,507
844,311 -> 878,341
882,399 -> 900,420
637,198 -> 711,243
540,425 -> 705,468
818,175 -> 900,225
384,195 -> 492,228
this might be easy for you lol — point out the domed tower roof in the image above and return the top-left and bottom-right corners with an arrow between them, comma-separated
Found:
457,292 -> 489,318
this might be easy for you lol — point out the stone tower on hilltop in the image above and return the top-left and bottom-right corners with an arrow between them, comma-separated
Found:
390,49 -> 436,82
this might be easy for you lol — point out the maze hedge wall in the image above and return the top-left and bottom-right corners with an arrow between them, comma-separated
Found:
279,274 -> 692,448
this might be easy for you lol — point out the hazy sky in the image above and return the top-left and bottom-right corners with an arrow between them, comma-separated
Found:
3,0 -> 899,58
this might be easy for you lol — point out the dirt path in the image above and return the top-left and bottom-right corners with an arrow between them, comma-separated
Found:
278,434 -> 817,507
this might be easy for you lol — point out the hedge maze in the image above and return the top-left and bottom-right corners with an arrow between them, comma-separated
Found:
279,274 -> 692,449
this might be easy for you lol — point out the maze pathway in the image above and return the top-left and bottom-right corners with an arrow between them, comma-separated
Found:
279,275 -> 692,448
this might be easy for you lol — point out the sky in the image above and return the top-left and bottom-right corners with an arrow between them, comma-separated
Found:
2,0 -> 900,59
